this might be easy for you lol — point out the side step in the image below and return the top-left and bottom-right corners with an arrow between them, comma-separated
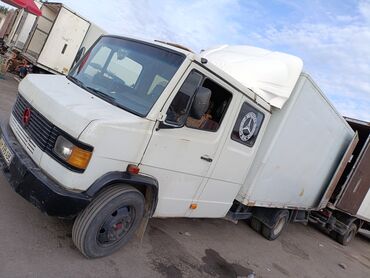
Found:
226,210 -> 252,221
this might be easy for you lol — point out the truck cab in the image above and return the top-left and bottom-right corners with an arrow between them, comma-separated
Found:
0,35 -> 306,257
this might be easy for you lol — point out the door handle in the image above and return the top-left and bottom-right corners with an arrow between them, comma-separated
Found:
201,155 -> 213,162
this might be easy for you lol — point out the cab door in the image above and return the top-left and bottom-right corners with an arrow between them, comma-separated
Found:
189,95 -> 269,218
140,64 -> 235,217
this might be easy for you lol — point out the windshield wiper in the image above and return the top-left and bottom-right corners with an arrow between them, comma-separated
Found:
86,86 -> 123,108
85,86 -> 114,101
66,75 -> 85,88
67,76 -> 122,108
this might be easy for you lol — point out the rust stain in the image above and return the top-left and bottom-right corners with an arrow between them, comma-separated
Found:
299,188 -> 304,197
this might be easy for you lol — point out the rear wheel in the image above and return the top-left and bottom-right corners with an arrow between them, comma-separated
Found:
72,185 -> 145,258
261,210 -> 289,240
336,223 -> 357,246
250,217 -> 262,233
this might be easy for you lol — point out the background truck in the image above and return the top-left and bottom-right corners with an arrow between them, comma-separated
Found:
0,36 -> 367,258
18,2 -> 105,74
0,8 -> 16,43
310,117 -> 370,244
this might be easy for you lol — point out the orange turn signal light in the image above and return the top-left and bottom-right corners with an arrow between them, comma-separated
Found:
67,146 -> 92,170
190,203 -> 198,210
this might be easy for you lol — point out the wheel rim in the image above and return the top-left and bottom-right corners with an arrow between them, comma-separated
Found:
273,217 -> 286,236
96,206 -> 136,247
346,227 -> 355,243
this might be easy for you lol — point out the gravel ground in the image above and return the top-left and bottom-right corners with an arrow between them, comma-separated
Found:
0,74 -> 369,278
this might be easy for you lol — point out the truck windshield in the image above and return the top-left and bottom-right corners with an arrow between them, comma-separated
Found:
68,36 -> 185,116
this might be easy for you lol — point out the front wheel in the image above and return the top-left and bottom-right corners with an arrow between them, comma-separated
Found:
72,185 -> 145,258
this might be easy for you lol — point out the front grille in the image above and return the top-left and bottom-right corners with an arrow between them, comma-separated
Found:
10,115 -> 36,154
11,94 -> 89,173
12,94 -> 58,152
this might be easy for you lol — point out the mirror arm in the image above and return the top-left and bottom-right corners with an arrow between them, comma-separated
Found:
156,121 -> 164,131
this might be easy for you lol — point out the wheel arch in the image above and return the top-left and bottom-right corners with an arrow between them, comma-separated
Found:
85,171 -> 159,216
353,218 -> 364,231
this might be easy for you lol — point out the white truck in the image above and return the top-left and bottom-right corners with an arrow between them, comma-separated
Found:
19,2 -> 106,75
0,35 -> 368,258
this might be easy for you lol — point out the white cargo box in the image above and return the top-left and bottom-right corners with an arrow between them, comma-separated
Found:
22,2 -> 90,74
237,73 -> 355,210
80,23 -> 107,51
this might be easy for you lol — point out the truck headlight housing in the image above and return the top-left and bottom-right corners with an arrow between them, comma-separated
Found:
53,136 -> 93,171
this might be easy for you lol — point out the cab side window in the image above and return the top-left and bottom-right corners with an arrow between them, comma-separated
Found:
165,71 -> 203,126
186,79 -> 232,132
165,71 -> 232,131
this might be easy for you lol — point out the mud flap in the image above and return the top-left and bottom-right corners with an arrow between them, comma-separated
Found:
135,213 -> 150,244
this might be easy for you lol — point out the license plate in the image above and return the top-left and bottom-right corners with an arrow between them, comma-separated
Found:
0,136 -> 13,167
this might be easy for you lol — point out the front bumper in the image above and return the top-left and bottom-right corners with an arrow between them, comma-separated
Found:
0,121 -> 91,218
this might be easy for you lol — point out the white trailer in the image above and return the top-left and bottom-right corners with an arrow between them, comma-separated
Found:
21,2 -> 90,74
80,23 -> 107,52
71,23 -> 107,68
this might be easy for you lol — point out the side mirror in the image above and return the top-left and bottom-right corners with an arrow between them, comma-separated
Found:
157,86 -> 211,131
189,86 -> 211,119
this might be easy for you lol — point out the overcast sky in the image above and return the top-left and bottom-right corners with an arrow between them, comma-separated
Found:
3,0 -> 370,121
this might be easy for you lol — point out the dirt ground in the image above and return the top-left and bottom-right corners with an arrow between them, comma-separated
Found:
0,74 -> 370,278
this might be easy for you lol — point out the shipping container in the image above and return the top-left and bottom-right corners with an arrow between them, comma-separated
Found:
22,2 -> 90,74
80,23 -> 107,52
331,118 -> 370,220
309,118 -> 369,244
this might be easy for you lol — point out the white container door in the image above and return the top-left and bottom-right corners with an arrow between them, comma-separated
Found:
141,65 -> 236,217
37,7 -> 90,74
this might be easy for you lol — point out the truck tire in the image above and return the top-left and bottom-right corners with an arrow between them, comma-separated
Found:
336,223 -> 357,246
72,185 -> 145,258
261,210 -> 289,240
250,217 -> 262,233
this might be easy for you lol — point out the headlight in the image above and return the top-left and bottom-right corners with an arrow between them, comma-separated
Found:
53,136 -> 93,170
